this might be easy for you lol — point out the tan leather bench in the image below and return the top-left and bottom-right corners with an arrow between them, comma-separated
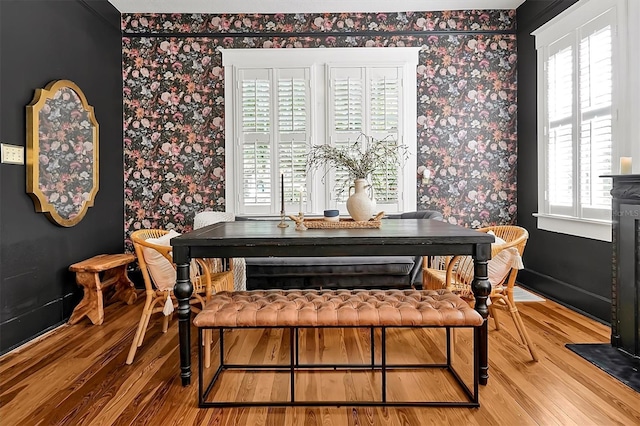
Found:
194,289 -> 483,407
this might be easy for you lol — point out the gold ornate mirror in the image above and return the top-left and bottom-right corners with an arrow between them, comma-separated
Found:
26,80 -> 99,227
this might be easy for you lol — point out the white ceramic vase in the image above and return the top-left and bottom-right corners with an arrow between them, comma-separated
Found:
346,178 -> 375,221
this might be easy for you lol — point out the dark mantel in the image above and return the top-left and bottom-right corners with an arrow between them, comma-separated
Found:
605,174 -> 640,359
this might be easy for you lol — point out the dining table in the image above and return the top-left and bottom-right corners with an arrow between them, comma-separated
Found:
171,218 -> 494,387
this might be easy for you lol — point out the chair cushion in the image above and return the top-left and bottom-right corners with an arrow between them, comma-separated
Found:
142,230 -> 198,291
487,232 -> 523,286
488,250 -> 514,286
142,230 -> 180,291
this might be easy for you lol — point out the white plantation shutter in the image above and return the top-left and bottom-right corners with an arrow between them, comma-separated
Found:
236,67 -> 310,214
370,71 -> 400,133
332,70 -> 364,132
579,24 -> 613,220
240,69 -> 271,210
277,70 -> 309,206
547,43 -> 574,213
329,68 -> 364,203
328,66 -> 403,208
542,11 -> 614,220
534,0 -> 621,241
242,141 -> 271,205
548,124 -> 573,208
369,68 -> 401,204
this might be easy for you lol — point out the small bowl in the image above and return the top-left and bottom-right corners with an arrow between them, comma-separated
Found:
323,209 -> 339,217
323,216 -> 340,222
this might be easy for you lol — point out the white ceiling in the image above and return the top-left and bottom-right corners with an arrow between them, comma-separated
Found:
108,0 -> 525,14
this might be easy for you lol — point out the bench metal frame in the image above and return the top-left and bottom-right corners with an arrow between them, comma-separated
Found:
197,325 -> 480,407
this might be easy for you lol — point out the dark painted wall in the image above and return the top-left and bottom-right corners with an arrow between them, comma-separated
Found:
0,0 -> 123,354
516,0 -> 611,322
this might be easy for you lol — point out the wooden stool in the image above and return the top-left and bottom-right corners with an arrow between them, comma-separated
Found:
68,253 -> 138,325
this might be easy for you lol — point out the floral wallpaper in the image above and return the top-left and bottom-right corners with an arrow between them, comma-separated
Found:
122,10 -> 517,239
416,35 -> 517,227
122,11 -> 515,34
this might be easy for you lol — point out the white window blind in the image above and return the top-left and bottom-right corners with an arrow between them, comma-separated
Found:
333,74 -> 363,132
579,25 -> 613,217
370,71 -> 400,132
547,42 -> 574,213
369,68 -> 401,203
329,68 -> 364,203
277,70 -> 309,206
240,69 -> 271,209
533,0 -> 625,241
328,66 -> 403,207
238,68 -> 310,214
543,17 -> 614,221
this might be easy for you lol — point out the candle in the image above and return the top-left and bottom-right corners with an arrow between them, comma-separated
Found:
280,173 -> 285,213
620,157 -> 632,174
299,188 -> 304,213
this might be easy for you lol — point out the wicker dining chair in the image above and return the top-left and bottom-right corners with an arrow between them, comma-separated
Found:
422,225 -> 538,361
126,229 -> 234,366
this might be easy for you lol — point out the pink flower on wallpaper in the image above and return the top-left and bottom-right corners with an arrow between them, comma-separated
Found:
122,11 -> 517,243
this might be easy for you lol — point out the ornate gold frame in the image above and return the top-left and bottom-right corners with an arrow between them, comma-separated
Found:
26,80 -> 99,227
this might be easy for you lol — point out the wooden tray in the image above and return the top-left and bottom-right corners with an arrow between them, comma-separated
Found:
290,212 -> 384,229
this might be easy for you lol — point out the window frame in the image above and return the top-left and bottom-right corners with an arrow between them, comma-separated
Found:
532,0 -> 637,242
222,47 -> 419,216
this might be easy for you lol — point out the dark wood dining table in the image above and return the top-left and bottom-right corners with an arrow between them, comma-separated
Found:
171,218 -> 494,387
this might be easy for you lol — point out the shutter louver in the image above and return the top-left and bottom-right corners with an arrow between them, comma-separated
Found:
242,79 -> 270,133
333,78 -> 363,132
369,70 -> 400,203
548,124 -> 574,207
278,140 -> 307,204
242,140 -> 271,205
330,68 -> 364,203
579,25 -> 613,213
370,77 -> 399,132
547,45 -> 574,210
240,74 -> 271,207
278,78 -> 307,133
277,74 -> 309,206
548,46 -> 573,123
370,138 -> 400,203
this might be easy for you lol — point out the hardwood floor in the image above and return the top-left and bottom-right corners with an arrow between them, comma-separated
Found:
1,290 -> 638,425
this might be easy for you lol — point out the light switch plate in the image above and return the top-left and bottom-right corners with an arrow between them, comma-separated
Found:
1,143 -> 25,165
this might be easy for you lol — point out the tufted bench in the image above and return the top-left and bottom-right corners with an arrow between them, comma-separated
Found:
194,289 -> 483,407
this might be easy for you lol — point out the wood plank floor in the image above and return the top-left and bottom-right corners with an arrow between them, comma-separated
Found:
1,289 -> 639,425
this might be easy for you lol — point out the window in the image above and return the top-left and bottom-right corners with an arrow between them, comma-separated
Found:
223,48 -> 419,216
328,66 -> 403,209
237,68 -> 310,214
533,0 -> 636,241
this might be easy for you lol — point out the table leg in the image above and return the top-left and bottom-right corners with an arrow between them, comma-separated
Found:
175,261 -> 193,386
472,243 -> 491,385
